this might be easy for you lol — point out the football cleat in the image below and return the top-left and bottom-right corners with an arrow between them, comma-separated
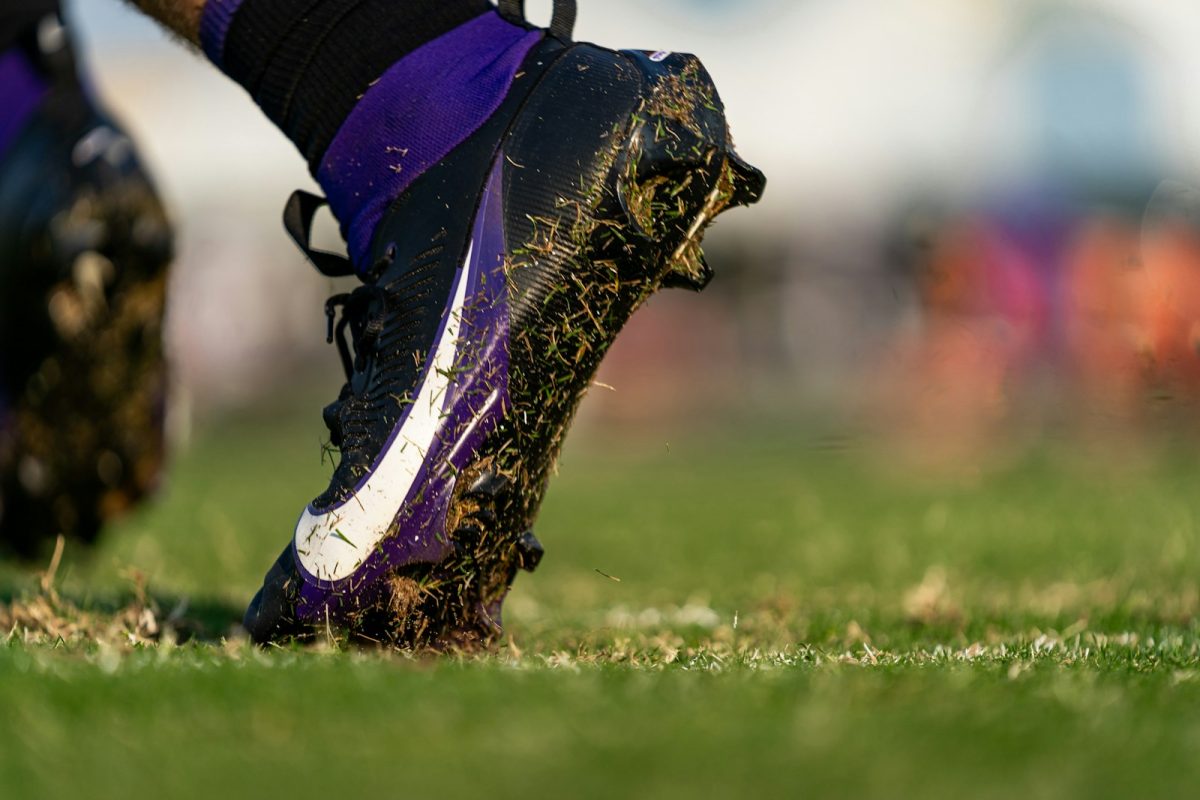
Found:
244,0 -> 765,646
0,17 -> 173,557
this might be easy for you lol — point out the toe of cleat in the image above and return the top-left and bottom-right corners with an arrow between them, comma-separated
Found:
242,548 -> 308,644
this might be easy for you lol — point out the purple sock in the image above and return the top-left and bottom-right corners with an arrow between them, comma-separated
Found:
319,13 -> 541,265
0,47 -> 48,159
200,3 -> 541,269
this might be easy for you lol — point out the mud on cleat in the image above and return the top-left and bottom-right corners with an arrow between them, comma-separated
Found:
0,15 -> 173,558
244,0 -> 765,647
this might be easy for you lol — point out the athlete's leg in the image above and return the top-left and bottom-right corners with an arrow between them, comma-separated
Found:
126,0 -> 538,268
0,2 -> 173,556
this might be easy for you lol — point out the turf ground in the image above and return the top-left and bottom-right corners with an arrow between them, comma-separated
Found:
2,410 -> 1200,798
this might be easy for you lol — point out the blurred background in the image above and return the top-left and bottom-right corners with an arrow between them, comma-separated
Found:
7,9 -> 1200,793
71,0 -> 1200,472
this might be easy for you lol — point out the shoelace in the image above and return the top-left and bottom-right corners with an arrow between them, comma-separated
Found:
324,284 -> 388,381
282,190 -> 402,444
317,246 -> 399,445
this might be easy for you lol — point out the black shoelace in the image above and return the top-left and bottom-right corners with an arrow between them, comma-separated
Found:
317,246 -> 400,446
324,284 -> 388,381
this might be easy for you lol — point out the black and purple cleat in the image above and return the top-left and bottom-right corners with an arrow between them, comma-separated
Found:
244,0 -> 765,647
0,14 -> 173,557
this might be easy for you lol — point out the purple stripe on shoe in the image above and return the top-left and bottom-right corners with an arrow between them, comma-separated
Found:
293,158 -> 513,622
318,10 -> 542,267
199,0 -> 247,68
0,49 -> 48,159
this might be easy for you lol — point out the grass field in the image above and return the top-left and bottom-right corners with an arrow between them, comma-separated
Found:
2,410 -> 1200,798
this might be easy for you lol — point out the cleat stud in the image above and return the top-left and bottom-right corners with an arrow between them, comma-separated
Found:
468,471 -> 510,499
662,250 -> 713,293
726,150 -> 767,208
455,523 -> 485,547
516,531 -> 545,573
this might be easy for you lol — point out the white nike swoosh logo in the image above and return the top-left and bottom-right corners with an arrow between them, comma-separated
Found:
293,242 -> 473,583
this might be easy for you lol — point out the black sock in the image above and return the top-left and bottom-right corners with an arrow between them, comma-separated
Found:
201,0 -> 545,268
204,0 -> 499,172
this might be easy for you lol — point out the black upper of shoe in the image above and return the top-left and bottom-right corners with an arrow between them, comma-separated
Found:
308,35 -> 735,513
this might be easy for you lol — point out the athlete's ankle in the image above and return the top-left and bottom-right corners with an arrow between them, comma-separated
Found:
200,1 -> 542,267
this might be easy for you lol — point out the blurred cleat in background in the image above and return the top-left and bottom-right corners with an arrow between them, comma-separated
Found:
0,12 -> 173,559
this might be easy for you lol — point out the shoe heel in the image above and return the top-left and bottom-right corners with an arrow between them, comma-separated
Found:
616,53 -> 726,236
614,51 -> 766,291
726,148 -> 767,209
662,245 -> 713,292
661,151 -> 766,292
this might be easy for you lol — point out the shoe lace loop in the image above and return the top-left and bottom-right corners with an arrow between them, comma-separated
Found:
497,0 -> 576,40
